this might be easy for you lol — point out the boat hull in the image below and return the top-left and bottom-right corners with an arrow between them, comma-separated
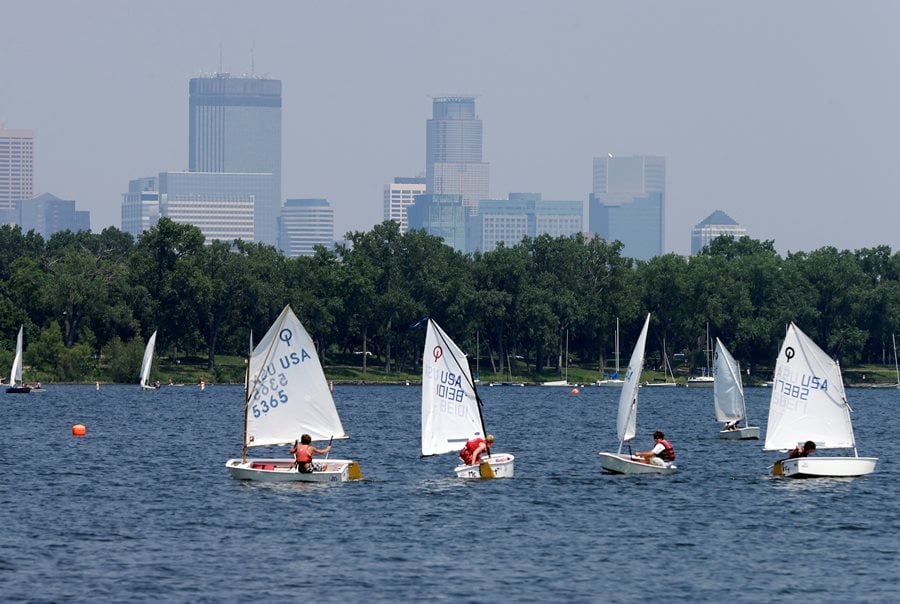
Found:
598,452 -> 677,475
595,379 -> 624,387
687,378 -> 715,387
718,426 -> 760,440
225,458 -> 362,483
772,456 -> 878,478
6,386 -> 31,394
454,453 -> 515,479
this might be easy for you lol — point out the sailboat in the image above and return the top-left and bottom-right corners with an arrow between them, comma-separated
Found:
597,318 -> 624,387
642,337 -> 677,387
688,323 -> 715,387
542,329 -> 571,386
422,318 -> 514,478
6,326 -> 31,394
226,305 -> 362,482
713,338 -> 759,439
139,330 -> 159,390
765,323 -> 877,478
599,314 -> 677,475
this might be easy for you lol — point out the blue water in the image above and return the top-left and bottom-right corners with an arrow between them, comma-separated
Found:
1,384 -> 897,602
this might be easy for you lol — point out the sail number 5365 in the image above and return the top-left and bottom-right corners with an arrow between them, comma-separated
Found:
252,390 -> 288,417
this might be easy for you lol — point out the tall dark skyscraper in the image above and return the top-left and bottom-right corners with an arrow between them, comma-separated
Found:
425,96 -> 489,214
189,74 -> 282,245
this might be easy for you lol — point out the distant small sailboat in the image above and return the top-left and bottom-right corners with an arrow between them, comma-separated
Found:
599,314 -> 677,475
713,338 -> 759,439
766,323 -> 877,478
139,330 -> 159,390
6,326 -> 31,394
597,318 -> 624,387
643,336 -> 677,387
688,323 -> 715,387
422,319 -> 514,478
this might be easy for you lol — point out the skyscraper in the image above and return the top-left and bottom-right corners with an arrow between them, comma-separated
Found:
384,177 -> 426,234
691,210 -> 747,255
589,155 -> 665,261
189,74 -> 282,245
425,96 -> 489,213
406,194 -> 467,252
121,176 -> 161,236
0,127 -> 34,211
17,192 -> 90,238
279,198 -> 335,257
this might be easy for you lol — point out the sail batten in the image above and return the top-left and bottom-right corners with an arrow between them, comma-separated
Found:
421,319 -> 485,457
764,323 -> 855,451
245,306 -> 346,448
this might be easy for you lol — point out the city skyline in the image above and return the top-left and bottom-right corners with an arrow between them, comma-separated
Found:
2,2 -> 898,255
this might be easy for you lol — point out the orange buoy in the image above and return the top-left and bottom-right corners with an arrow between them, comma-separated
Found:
72,424 -> 87,436
571,388 -> 580,395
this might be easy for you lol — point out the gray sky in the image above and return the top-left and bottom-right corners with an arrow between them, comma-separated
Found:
2,1 -> 898,255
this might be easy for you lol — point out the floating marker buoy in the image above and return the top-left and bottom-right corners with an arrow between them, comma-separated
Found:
72,424 -> 87,436
571,388 -> 580,395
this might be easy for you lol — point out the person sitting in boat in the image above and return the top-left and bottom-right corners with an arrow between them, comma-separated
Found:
788,440 -> 816,459
724,420 -> 740,431
153,380 -> 161,389
459,434 -> 495,466
290,433 -> 332,473
635,431 -> 676,467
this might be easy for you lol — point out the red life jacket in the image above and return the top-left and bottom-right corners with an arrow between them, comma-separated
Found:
459,438 -> 486,465
656,439 -> 675,462
293,444 -> 312,464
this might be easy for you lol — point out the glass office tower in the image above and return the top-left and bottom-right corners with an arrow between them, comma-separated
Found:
425,97 -> 489,213
189,74 -> 282,245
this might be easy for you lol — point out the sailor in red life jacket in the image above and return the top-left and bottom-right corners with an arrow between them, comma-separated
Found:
635,431 -> 676,467
459,434 -> 495,466
290,433 -> 332,473
788,440 -> 816,459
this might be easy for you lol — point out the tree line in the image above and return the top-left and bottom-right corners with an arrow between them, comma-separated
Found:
0,218 -> 897,383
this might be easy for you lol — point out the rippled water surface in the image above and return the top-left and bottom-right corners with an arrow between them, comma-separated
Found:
1,384 -> 897,602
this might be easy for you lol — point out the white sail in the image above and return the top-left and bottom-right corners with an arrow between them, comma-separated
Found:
421,319 -> 484,456
10,325 -> 24,386
245,305 -> 346,447
713,338 -> 745,422
764,323 -> 855,451
140,330 -> 157,387
616,314 -> 651,445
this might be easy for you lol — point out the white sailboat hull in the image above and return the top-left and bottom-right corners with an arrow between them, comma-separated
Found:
642,382 -> 676,387
453,453 -> 515,479
687,377 -> 715,387
595,379 -> 624,387
598,452 -> 677,475
718,426 -> 760,440
541,380 -> 570,387
225,458 -> 362,483
773,456 -> 878,478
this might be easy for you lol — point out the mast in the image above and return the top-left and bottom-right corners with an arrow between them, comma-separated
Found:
241,331 -> 252,463
893,333 -> 899,388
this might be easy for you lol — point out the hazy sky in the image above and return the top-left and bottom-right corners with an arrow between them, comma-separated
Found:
2,1 -> 898,255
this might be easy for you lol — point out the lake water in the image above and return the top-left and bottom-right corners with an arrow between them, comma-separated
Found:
1,383 -> 897,602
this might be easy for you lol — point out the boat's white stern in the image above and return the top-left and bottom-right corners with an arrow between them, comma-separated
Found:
454,453 -> 515,479
773,456 -> 878,478
225,458 -> 362,483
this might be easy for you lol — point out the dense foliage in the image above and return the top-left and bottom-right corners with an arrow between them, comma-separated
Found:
0,219 -> 897,382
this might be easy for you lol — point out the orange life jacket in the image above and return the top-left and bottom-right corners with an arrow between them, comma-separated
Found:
656,439 -> 675,462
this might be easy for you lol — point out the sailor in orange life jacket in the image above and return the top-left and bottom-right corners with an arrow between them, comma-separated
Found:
634,431 -> 676,467
290,433 -> 332,473
459,434 -> 495,466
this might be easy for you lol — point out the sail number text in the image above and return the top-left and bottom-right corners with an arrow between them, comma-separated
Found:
774,374 -> 828,404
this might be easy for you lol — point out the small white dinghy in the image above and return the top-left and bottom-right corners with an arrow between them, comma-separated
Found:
6,326 -> 31,394
422,319 -> 514,479
225,306 -> 362,483
713,338 -> 759,440
765,323 -> 877,478
598,314 -> 677,475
